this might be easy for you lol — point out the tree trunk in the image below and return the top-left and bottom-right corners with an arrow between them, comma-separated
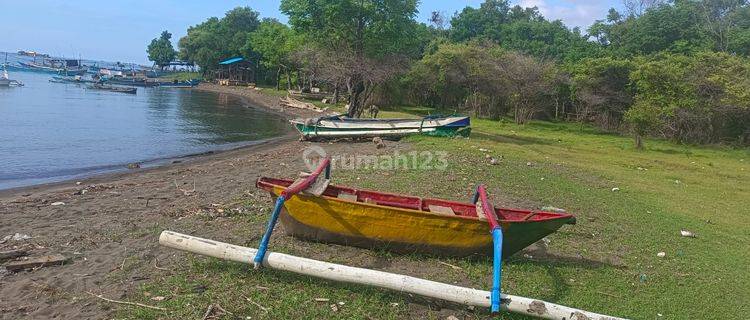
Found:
347,77 -> 366,118
286,70 -> 292,90
333,84 -> 340,104
635,134 -> 643,150
276,65 -> 282,91
297,70 -> 302,91
554,96 -> 559,120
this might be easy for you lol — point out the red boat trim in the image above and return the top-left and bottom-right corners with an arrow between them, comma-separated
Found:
256,177 -> 575,224
281,158 -> 331,198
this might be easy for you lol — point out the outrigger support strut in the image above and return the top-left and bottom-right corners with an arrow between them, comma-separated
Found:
253,157 -> 331,268
475,184 -> 503,314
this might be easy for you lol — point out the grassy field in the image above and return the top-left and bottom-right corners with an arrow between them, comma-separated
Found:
120,115 -> 749,319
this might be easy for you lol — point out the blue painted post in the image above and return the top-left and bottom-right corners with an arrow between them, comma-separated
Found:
476,184 -> 504,314
253,195 -> 285,268
491,227 -> 503,313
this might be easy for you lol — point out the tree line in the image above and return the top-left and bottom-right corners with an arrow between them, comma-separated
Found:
165,0 -> 750,147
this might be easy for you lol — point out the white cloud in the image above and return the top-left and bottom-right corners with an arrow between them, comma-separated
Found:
515,0 -> 610,29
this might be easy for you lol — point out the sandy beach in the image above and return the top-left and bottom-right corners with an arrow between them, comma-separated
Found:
0,85 -> 403,319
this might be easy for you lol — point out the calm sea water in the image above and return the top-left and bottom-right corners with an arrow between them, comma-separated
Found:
0,71 -> 289,190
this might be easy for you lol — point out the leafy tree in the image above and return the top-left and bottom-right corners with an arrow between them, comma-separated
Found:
248,19 -> 298,89
449,0 -> 513,42
626,52 -> 750,146
449,0 -> 598,62
408,41 -> 563,122
280,0 -> 421,117
570,57 -> 634,130
147,31 -> 176,69
178,7 -> 261,74
407,41 -> 506,117
697,0 -> 747,52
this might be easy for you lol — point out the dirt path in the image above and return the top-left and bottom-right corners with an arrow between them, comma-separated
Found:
0,85 -> 377,319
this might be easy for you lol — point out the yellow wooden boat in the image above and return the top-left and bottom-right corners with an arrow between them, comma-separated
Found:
256,177 -> 576,257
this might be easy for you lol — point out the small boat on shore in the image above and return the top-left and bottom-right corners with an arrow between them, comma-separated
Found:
291,115 -> 471,140
87,83 -> 137,94
103,77 -> 159,87
49,75 -> 96,84
256,175 -> 575,257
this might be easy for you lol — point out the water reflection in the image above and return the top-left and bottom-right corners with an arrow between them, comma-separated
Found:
0,72 -> 289,189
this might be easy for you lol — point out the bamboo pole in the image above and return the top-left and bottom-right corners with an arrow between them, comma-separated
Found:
159,231 -> 626,320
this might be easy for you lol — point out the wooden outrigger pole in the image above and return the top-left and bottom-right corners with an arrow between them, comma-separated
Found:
159,231 -> 626,320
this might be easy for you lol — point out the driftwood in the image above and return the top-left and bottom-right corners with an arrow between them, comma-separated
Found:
0,250 -> 28,262
4,254 -> 68,271
288,90 -> 331,101
159,231 -> 626,320
87,292 -> 166,311
280,96 -> 328,113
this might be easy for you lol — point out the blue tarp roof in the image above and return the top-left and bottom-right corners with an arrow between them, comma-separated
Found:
219,57 -> 244,65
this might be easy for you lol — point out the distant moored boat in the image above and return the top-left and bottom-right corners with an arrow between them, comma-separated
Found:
0,64 -> 24,87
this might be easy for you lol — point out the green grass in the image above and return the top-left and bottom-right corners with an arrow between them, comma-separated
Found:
372,118 -> 749,319
156,71 -> 201,82
255,85 -> 288,98
121,258 -> 410,320
119,116 -> 749,319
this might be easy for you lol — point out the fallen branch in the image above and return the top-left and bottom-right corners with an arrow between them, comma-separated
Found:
280,96 -> 328,113
5,254 -> 68,271
153,258 -> 171,272
0,250 -> 28,262
438,261 -> 463,271
87,292 -> 166,311
201,304 -> 215,320
159,230 -> 626,320
202,304 -> 231,320
243,295 -> 269,312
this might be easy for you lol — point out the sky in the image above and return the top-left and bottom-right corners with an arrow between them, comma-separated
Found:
3,0 -> 622,65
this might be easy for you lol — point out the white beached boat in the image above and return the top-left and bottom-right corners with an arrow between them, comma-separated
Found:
290,115 -> 471,140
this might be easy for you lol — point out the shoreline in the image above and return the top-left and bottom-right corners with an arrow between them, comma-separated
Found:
0,135 -> 295,198
0,84 -> 312,198
0,84 -> 354,319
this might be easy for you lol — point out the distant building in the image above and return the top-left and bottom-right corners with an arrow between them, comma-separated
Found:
214,57 -> 255,86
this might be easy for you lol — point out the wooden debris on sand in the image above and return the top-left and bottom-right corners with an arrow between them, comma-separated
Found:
288,90 -> 330,101
87,292 -> 166,311
280,96 -> 328,113
202,303 -> 231,320
4,254 -> 69,271
0,250 -> 28,262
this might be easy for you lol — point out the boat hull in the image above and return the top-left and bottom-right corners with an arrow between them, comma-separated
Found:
104,79 -> 160,87
259,180 -> 574,257
18,62 -> 86,76
292,116 -> 471,140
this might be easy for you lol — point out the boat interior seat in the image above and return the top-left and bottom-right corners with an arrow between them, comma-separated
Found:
427,205 -> 455,216
355,190 -> 422,210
